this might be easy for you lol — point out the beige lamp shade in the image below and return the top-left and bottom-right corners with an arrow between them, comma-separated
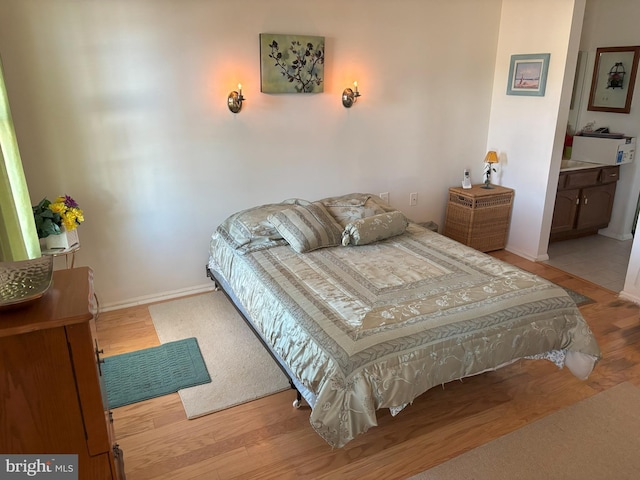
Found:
485,150 -> 499,164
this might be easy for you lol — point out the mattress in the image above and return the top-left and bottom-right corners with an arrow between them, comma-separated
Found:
208,201 -> 600,448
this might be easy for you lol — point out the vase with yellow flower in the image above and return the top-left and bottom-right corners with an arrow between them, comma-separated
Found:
33,195 -> 85,250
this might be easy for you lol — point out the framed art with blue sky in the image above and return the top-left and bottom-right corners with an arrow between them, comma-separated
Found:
507,53 -> 551,96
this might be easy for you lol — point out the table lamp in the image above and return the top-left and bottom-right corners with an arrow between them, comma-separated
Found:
482,150 -> 499,189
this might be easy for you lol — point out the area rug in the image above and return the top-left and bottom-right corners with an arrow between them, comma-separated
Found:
102,337 -> 210,408
561,285 -> 593,306
148,292 -> 291,419
407,382 -> 640,480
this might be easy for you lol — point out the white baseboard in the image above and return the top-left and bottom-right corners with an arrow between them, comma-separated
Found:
504,245 -> 547,262
99,283 -> 217,312
619,290 -> 640,305
598,230 -> 633,241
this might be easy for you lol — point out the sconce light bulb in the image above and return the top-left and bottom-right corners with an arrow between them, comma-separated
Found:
353,81 -> 358,92
238,83 -> 242,93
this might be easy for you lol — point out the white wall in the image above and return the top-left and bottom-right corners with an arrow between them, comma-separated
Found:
0,0 -> 504,307
487,0 -> 584,261
574,0 -> 640,302
577,0 -> 640,241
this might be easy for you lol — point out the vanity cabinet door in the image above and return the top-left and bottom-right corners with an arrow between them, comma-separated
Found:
551,189 -> 579,233
576,182 -> 617,231
551,165 -> 619,241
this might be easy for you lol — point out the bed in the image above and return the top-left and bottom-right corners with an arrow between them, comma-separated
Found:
207,193 -> 600,448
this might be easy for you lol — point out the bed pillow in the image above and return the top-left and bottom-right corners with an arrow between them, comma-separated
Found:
319,193 -> 390,227
320,192 -> 371,207
216,199 -> 309,254
341,211 -> 408,246
365,194 -> 400,213
268,202 -> 343,253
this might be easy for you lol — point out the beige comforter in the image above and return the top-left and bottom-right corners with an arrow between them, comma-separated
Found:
209,222 -> 600,448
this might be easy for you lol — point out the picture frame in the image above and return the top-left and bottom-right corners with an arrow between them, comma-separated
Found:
506,53 -> 551,96
259,33 -> 325,94
587,46 -> 640,114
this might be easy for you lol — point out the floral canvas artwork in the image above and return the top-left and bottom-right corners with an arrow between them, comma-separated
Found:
260,33 -> 325,93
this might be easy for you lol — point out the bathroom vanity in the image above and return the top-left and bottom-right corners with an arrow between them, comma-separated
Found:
550,160 -> 619,241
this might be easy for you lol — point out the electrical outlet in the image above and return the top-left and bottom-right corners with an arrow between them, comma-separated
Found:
410,192 -> 418,206
379,192 -> 389,203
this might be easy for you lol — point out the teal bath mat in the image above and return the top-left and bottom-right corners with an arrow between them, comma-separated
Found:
103,337 -> 211,408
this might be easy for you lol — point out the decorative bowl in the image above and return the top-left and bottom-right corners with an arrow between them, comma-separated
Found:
0,255 -> 53,310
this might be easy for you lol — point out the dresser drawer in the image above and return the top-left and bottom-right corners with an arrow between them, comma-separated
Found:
600,166 -> 620,184
558,173 -> 567,190
564,169 -> 601,189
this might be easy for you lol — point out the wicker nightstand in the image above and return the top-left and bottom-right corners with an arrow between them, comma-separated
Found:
443,185 -> 514,252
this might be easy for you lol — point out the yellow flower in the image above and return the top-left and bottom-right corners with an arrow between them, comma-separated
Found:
72,207 -> 84,223
33,194 -> 84,238
63,217 -> 77,231
49,202 -> 65,214
47,198 -> 85,231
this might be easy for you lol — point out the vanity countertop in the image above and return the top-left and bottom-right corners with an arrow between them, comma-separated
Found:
560,159 -> 608,172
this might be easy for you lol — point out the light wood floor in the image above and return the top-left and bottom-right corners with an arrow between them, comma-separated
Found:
96,251 -> 640,480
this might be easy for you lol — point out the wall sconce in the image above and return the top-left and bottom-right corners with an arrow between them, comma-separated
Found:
228,83 -> 244,113
342,81 -> 361,108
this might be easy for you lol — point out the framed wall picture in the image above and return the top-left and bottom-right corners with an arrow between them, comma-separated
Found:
587,46 -> 640,114
506,53 -> 551,96
259,33 -> 325,94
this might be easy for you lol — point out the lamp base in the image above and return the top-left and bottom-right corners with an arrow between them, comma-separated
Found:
481,183 -> 494,189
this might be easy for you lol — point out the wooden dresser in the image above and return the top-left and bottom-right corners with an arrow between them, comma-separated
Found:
0,267 -> 125,479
